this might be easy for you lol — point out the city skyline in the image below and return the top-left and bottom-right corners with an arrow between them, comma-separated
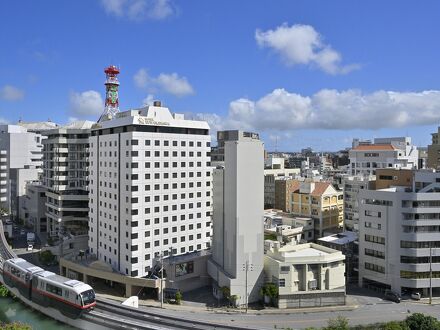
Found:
1,0 -> 440,151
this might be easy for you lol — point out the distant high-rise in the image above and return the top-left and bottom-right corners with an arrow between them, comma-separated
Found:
349,137 -> 418,176
0,123 -> 54,218
208,130 -> 264,306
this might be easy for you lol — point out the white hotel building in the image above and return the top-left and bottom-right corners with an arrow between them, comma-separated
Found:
88,103 -> 213,277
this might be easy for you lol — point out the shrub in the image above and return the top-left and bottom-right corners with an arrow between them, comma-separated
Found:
175,291 -> 182,305
405,313 -> 440,330
326,316 -> 349,330
0,284 -> 9,297
0,322 -> 32,330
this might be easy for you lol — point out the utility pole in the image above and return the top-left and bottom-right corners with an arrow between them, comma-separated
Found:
430,243 -> 433,305
242,260 -> 254,313
160,253 -> 164,308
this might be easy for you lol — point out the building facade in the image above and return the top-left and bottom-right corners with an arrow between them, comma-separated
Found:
279,180 -> 343,238
43,121 -> 93,239
264,242 -> 346,308
208,130 -> 264,306
358,170 -> 440,296
427,128 -> 440,169
343,175 -> 375,232
0,124 -> 48,218
88,104 -> 212,277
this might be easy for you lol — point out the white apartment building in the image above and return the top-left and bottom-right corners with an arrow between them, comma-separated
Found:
43,121 -> 93,239
343,175 -> 375,232
359,170 -> 440,296
0,124 -> 51,218
88,103 -> 212,277
349,137 -> 418,176
208,130 -> 264,306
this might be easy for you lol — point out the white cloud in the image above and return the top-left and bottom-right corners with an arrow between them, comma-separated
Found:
100,0 -> 175,21
255,23 -> 359,75
69,90 -> 104,117
202,88 -> 440,133
134,68 -> 150,89
142,94 -> 155,106
0,85 -> 24,101
134,68 -> 194,97
155,73 -> 194,96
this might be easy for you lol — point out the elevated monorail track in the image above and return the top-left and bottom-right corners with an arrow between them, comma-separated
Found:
0,222 -> 258,330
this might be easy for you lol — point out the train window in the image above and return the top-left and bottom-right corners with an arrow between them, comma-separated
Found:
46,283 -> 63,296
64,290 -> 70,298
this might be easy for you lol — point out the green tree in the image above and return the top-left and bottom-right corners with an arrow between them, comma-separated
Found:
0,322 -> 32,330
39,250 -> 55,265
405,313 -> 440,330
326,315 -> 349,330
0,285 -> 9,297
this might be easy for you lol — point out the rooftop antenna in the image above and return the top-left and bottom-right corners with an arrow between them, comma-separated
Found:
98,65 -> 121,122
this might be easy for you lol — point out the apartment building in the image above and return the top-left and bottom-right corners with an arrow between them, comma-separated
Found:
208,130 -> 264,306
43,121 -> 93,239
358,170 -> 440,296
276,179 -> 343,238
343,175 -> 375,232
349,137 -> 418,176
427,127 -> 440,169
88,103 -> 212,277
0,124 -> 51,218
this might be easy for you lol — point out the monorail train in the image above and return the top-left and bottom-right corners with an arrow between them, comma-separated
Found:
3,258 -> 96,318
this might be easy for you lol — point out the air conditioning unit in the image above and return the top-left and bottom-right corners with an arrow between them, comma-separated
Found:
308,279 -> 317,290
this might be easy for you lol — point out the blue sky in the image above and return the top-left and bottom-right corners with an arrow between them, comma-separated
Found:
1,0 -> 440,151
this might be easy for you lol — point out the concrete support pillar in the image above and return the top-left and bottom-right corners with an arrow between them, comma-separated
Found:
83,274 -> 88,284
125,284 -> 132,298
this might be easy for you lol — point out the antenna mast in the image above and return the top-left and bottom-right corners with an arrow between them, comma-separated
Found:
98,65 -> 120,122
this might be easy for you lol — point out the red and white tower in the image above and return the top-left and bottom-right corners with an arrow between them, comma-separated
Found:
98,65 -> 120,122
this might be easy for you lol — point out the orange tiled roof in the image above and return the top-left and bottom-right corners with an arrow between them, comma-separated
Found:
310,182 -> 331,196
289,180 -> 331,196
352,144 -> 395,151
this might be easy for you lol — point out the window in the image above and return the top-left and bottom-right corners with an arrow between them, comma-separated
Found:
279,279 -> 286,287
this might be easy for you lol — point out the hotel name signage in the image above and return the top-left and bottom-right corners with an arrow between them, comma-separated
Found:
137,117 -> 170,126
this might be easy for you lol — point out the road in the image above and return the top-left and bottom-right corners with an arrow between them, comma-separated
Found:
115,292 -> 440,330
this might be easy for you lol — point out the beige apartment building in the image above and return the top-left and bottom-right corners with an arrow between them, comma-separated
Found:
283,180 -> 343,238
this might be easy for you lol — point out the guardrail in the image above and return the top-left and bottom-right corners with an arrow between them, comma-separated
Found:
0,221 -> 16,261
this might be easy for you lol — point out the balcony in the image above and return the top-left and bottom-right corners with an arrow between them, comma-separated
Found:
0,181 -> 6,186
0,188 -> 6,194
0,157 -> 6,162
0,197 -> 6,202
0,173 -> 6,178
0,150 -> 6,155
0,166 -> 6,170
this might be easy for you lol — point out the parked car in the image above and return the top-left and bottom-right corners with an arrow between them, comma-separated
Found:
384,290 -> 401,303
27,244 -> 33,251
411,292 -> 421,300
20,229 -> 25,235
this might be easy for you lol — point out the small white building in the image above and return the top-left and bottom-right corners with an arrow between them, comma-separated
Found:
264,242 -> 346,308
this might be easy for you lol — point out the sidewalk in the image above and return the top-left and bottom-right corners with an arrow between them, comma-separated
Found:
96,292 -> 359,315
